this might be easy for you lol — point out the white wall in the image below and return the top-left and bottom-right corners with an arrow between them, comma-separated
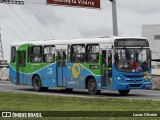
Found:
142,25 -> 160,60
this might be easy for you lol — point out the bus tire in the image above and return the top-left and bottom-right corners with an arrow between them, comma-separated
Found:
33,75 -> 42,92
118,90 -> 130,95
88,78 -> 101,95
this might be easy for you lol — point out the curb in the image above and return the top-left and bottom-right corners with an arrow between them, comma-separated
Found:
0,80 -> 10,83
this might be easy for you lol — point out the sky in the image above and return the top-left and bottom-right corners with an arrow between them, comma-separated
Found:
0,0 -> 160,61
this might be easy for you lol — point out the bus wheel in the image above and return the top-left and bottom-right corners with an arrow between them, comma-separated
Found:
118,90 -> 130,95
33,76 -> 42,92
88,78 -> 100,95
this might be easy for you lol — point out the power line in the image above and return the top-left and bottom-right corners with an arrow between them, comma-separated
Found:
25,4 -> 55,40
0,28 -> 4,60
8,4 -> 40,40
26,4 -> 56,39
0,20 -> 22,40
0,5 -> 33,40
1,3 -> 56,41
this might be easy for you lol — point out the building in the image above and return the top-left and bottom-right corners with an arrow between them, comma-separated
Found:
142,24 -> 160,88
142,24 -> 160,60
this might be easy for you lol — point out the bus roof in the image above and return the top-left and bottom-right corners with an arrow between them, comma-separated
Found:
11,36 -> 147,47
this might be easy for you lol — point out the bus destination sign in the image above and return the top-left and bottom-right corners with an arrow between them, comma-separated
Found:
47,0 -> 100,9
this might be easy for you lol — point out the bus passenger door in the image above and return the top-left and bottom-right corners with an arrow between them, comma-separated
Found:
16,51 -> 26,85
101,49 -> 112,89
57,50 -> 67,87
107,49 -> 113,88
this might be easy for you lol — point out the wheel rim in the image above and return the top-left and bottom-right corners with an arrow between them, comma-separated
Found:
89,82 -> 96,92
34,79 -> 40,88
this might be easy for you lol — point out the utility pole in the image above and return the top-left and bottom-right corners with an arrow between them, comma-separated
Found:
0,28 -> 8,81
109,0 -> 118,36
0,28 -> 8,68
0,0 -> 24,62
0,0 -> 24,5
0,28 -> 4,61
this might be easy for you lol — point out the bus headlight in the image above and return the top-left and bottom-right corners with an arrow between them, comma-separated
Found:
117,76 -> 121,80
116,76 -> 123,82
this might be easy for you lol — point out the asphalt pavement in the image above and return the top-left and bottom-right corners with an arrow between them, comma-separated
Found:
0,80 -> 160,101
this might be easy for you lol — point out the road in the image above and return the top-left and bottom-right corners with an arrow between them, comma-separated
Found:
0,80 -> 160,101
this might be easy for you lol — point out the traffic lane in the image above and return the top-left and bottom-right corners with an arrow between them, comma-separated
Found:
0,81 -> 160,100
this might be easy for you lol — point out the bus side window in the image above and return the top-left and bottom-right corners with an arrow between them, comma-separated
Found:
30,46 -> 42,63
108,50 -> 112,68
102,50 -> 106,68
43,46 -> 55,63
19,52 -> 26,67
71,44 -> 85,63
71,46 -> 75,62
67,45 -> 71,62
11,46 -> 16,63
86,44 -> 99,63
28,46 -> 31,63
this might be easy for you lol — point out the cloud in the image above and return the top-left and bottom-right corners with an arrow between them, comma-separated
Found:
1,0 -> 160,61
117,0 -> 160,36
117,0 -> 160,15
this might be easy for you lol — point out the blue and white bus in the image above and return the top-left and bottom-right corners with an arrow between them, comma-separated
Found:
9,36 -> 152,95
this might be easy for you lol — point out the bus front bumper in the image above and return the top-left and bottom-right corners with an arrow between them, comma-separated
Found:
113,81 -> 152,90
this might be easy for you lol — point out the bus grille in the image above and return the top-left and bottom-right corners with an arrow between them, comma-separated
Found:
124,75 -> 144,78
129,84 -> 142,88
124,74 -> 144,83
126,79 -> 143,83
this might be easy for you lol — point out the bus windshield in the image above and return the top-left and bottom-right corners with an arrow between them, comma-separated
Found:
115,48 -> 151,72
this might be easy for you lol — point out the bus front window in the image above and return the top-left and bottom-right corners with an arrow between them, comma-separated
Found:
115,48 -> 151,72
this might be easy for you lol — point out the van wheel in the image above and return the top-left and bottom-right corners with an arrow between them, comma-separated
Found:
33,76 -> 42,92
118,90 -> 130,95
88,78 -> 101,95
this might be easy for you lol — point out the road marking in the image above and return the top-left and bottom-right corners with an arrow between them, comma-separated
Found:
0,82 -> 160,100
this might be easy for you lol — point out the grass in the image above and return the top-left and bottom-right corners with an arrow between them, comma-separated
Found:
0,91 -> 160,111
0,91 -> 160,119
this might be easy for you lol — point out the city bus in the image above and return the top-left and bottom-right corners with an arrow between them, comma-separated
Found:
9,37 -> 152,95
